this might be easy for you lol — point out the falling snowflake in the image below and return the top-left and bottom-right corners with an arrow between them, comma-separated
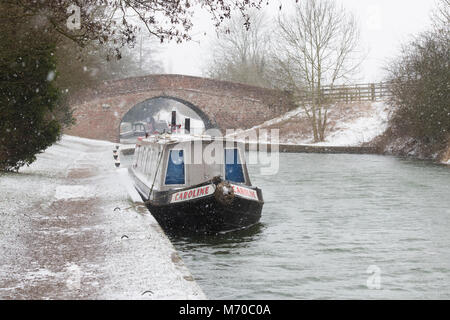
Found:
46,71 -> 56,82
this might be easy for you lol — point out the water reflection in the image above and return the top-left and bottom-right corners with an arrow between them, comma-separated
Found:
168,223 -> 266,248
122,150 -> 450,299
170,153 -> 450,299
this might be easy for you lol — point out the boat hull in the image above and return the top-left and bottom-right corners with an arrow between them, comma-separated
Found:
130,174 -> 264,234
147,193 -> 263,234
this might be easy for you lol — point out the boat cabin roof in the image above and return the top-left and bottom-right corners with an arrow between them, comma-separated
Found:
132,133 -> 252,195
136,133 -> 243,146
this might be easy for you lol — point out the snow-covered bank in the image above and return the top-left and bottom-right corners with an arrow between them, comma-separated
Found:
367,126 -> 450,165
313,102 -> 389,146
440,144 -> 450,165
230,102 -> 390,147
0,135 -> 205,299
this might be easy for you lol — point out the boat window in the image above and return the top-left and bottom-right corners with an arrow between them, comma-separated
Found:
142,147 -> 149,170
142,148 -> 147,173
144,148 -> 150,174
134,146 -> 140,167
146,147 -> 154,176
165,150 -> 185,185
224,148 -> 245,183
150,147 -> 158,176
137,147 -> 142,167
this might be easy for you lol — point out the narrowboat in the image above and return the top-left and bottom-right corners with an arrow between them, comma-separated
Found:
128,112 -> 264,234
120,121 -> 150,139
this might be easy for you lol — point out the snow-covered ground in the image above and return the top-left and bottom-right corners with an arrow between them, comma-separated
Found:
313,102 -> 389,146
0,135 -> 205,299
229,102 -> 390,147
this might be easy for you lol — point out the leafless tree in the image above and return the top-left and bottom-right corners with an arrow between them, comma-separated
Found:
55,33 -> 164,92
2,0 -> 266,59
432,0 -> 450,29
270,0 -> 362,142
204,10 -> 272,87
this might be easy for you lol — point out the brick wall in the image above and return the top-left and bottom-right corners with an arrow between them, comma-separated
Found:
66,74 -> 294,142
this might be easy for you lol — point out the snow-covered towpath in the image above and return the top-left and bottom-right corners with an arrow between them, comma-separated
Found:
0,135 -> 205,299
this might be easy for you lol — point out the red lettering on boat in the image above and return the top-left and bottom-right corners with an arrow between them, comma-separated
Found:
171,185 -> 215,203
232,185 -> 257,199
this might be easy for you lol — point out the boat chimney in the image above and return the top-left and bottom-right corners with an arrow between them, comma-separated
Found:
171,111 -> 176,132
185,118 -> 190,134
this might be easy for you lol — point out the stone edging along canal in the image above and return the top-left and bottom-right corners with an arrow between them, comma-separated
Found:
121,143 -> 377,156
245,143 -> 377,154
0,135 -> 205,300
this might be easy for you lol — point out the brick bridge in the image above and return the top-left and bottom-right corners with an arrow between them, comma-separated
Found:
66,74 -> 294,142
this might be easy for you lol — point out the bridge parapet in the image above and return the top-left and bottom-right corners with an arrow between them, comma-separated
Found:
66,74 -> 295,142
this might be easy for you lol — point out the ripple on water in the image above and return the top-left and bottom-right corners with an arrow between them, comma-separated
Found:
169,154 -> 450,299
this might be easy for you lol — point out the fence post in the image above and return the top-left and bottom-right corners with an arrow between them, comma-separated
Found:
319,82 -> 390,103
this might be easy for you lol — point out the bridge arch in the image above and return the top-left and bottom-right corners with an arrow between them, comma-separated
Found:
65,74 -> 294,142
119,95 -> 217,142
125,95 -> 217,129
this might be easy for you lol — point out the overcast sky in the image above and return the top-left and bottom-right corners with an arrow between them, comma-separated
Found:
153,0 -> 437,83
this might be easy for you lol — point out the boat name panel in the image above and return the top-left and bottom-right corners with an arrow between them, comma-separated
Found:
171,184 -> 215,203
231,184 -> 259,201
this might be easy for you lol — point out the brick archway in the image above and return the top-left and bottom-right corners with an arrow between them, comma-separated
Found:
125,95 -> 217,129
66,74 -> 294,142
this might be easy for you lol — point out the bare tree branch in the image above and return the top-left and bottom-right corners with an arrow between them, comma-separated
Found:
268,0 -> 363,142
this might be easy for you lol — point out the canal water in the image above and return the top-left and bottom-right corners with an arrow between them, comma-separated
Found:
165,153 -> 450,299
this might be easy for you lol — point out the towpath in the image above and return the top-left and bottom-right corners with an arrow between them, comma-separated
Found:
0,135 -> 205,299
